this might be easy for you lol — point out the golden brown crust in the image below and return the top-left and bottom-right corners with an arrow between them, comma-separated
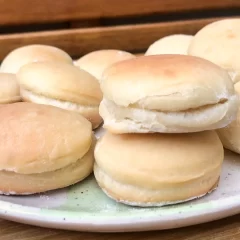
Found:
0,102 -> 92,174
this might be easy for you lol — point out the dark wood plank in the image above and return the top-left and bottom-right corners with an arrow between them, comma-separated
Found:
0,215 -> 239,239
0,0 -> 239,25
0,17 -> 232,60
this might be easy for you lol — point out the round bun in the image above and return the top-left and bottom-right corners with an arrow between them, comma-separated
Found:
0,73 -> 21,103
145,34 -> 193,55
100,55 -> 238,133
0,44 -> 73,74
17,62 -> 103,129
188,18 -> 240,83
0,102 -> 94,195
74,50 -> 135,81
94,131 -> 223,206
217,82 -> 240,153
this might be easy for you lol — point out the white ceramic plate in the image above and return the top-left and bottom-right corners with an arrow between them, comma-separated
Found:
0,129 -> 239,232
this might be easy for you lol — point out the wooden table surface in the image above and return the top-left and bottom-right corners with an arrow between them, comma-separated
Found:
0,215 -> 239,240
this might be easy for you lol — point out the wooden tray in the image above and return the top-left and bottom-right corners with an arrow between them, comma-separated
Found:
0,0 -> 239,60
0,0 -> 239,234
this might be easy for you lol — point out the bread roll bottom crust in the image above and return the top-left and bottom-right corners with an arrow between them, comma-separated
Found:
0,143 -> 94,195
94,164 -> 220,207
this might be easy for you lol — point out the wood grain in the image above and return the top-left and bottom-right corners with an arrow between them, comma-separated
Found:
0,215 -> 239,240
0,17 -> 234,60
0,0 -> 239,25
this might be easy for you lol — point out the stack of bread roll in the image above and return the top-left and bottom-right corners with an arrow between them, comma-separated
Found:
94,53 -> 238,206
0,44 -> 98,194
0,45 -> 135,195
0,44 -> 104,129
0,103 -> 95,194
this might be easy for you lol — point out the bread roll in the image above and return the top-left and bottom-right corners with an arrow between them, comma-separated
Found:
145,34 -> 193,55
0,102 -> 94,195
100,55 -> 238,133
0,73 -> 21,103
74,50 -> 135,81
217,82 -> 240,154
17,62 -> 103,129
188,18 -> 240,83
94,131 -> 223,206
0,44 -> 72,74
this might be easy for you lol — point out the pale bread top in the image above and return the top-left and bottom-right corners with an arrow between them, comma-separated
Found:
0,44 -> 73,74
188,18 -> 240,83
145,34 -> 193,55
101,54 -> 235,112
74,50 -> 135,81
0,102 -> 92,174
17,62 -> 102,105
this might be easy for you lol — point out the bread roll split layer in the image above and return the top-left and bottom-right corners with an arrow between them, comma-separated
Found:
17,62 -> 103,129
74,49 -> 135,81
94,131 -> 223,207
100,55 -> 238,133
145,34 -> 193,56
0,44 -> 73,74
0,73 -> 21,104
188,18 -> 240,83
0,102 -> 94,195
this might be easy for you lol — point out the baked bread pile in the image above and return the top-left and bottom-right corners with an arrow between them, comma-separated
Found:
0,44 -> 135,195
0,18 -> 239,208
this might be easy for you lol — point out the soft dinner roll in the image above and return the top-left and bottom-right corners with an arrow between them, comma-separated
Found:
188,18 -> 240,83
217,82 -> 240,154
74,49 -> 135,81
145,34 -> 193,55
17,62 -> 103,129
0,44 -> 72,74
100,55 -> 238,134
94,131 -> 223,207
0,102 -> 94,195
0,73 -> 21,103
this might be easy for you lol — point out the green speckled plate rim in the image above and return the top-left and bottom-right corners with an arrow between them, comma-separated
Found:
0,194 -> 239,222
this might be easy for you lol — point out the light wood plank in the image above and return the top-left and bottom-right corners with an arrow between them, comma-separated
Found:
0,0 -> 239,25
0,17 -> 235,60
